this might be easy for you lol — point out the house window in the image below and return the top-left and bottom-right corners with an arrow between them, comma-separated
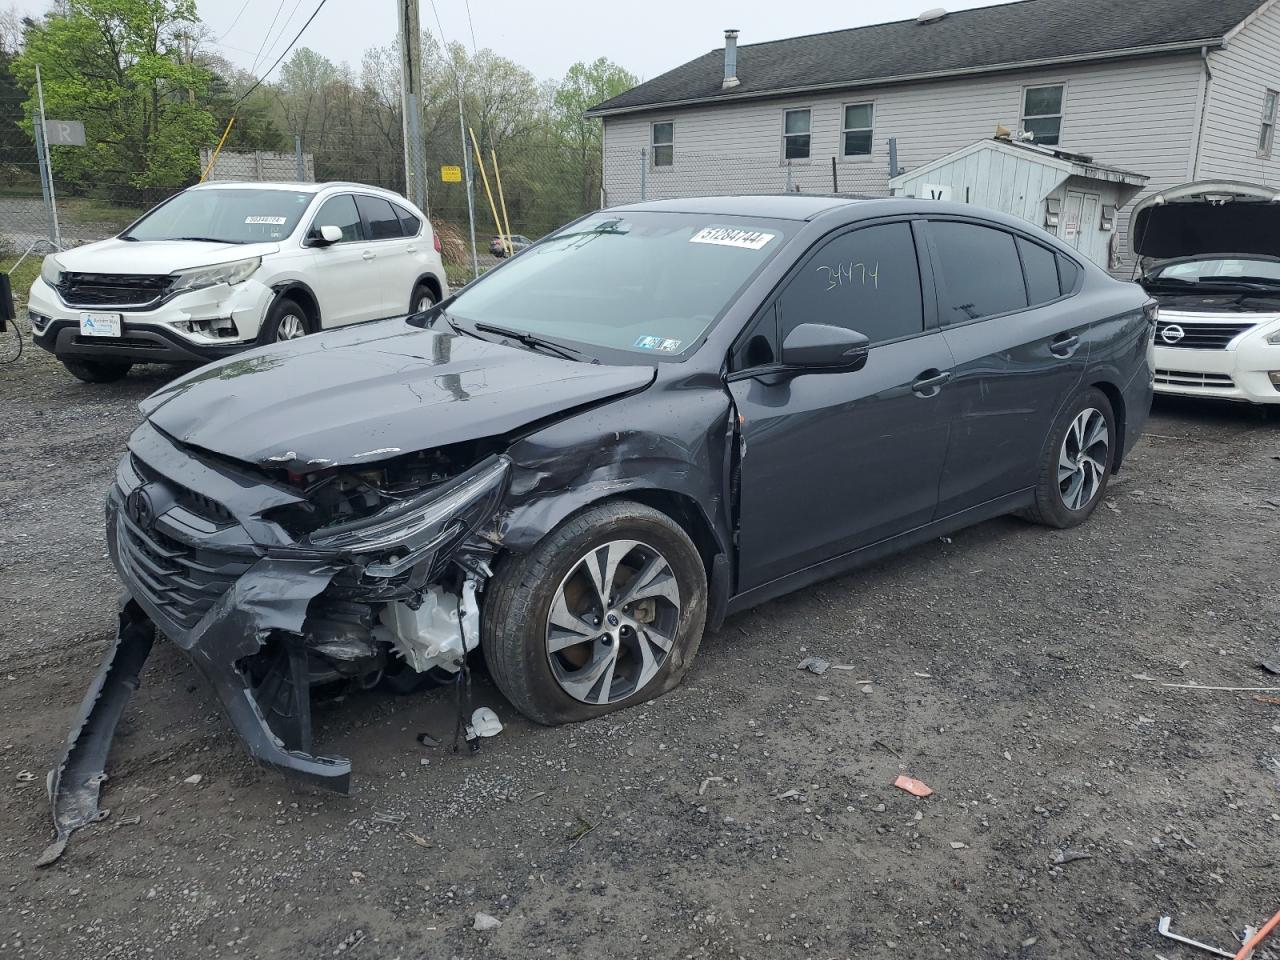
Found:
842,102 -> 874,156
651,122 -> 673,167
1021,84 -> 1064,145
1259,89 -> 1278,157
783,109 -> 811,160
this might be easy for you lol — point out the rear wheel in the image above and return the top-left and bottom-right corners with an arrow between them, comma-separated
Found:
483,501 -> 708,725
1023,387 -> 1115,528
258,296 -> 311,344
61,357 -> 132,383
410,283 -> 437,315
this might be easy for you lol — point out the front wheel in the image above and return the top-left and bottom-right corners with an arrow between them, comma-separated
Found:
1023,387 -> 1115,528
258,297 -> 311,344
410,283 -> 437,315
483,501 -> 708,725
61,357 -> 132,383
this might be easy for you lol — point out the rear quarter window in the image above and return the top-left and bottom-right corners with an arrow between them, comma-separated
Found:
1018,238 -> 1062,304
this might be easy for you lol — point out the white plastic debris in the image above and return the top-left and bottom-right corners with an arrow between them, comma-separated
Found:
797,656 -> 830,675
470,707 -> 503,738
473,912 -> 502,931
183,774 -> 203,785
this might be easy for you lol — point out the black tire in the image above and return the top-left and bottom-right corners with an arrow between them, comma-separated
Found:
258,296 -> 311,344
61,357 -> 132,383
1023,387 -> 1116,529
483,500 -> 708,726
410,283 -> 437,315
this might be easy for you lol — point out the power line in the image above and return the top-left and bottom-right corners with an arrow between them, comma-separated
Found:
464,0 -> 478,53
248,0 -> 289,75
232,0 -> 330,108
217,0 -> 253,41
257,0 -> 307,74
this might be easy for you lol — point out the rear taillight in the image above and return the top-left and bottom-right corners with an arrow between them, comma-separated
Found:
432,231 -> 442,254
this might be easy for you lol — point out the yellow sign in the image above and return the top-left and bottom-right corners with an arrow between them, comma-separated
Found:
440,165 -> 463,183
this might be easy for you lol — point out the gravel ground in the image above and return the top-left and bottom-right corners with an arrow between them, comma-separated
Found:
1,343 -> 1278,960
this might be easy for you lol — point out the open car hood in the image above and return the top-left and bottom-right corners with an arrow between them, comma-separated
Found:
140,320 -> 655,470
1131,180 -> 1280,262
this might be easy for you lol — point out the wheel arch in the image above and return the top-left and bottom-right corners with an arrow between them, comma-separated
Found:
1089,379 -> 1127,472
412,272 -> 444,305
269,280 -> 322,331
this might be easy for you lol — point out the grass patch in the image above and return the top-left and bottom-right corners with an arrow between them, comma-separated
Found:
2,255 -> 42,305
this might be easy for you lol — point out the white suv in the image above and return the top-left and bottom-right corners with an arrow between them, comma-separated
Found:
28,181 -> 449,382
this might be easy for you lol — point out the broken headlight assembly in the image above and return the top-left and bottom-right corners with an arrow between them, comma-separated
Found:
302,455 -> 511,578
168,256 -> 261,295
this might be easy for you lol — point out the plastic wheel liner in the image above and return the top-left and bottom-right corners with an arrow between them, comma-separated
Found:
40,420 -> 510,864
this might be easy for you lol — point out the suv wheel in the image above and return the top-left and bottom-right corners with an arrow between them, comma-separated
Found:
259,296 -> 311,343
483,501 -> 708,725
61,357 -> 132,383
411,283 -> 437,315
1023,387 -> 1115,528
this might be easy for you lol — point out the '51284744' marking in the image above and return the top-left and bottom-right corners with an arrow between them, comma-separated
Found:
816,261 -> 879,291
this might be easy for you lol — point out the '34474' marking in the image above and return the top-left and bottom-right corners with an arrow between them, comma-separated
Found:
817,261 -> 879,290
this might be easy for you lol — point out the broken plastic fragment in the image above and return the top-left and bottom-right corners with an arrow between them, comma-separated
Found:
893,775 -> 934,797
797,656 -> 830,675
470,707 -> 503,738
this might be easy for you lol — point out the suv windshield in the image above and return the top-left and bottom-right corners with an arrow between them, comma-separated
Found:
1147,257 -> 1280,286
124,188 -> 313,244
451,212 -> 792,359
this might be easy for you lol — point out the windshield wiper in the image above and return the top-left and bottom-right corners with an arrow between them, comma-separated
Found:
162,236 -> 241,244
473,322 -> 590,362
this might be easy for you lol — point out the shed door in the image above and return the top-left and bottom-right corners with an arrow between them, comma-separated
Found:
1061,191 -> 1102,262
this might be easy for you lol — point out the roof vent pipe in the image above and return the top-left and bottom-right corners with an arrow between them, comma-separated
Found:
916,8 -> 947,23
722,29 -> 740,88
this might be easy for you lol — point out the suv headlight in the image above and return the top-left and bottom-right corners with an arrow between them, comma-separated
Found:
169,257 -> 261,295
1267,328 -> 1280,345
40,254 -> 65,287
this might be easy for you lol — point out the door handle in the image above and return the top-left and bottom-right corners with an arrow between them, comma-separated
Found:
1050,333 -> 1080,357
911,369 -> 952,397
406,245 -> 418,253
362,251 -> 376,261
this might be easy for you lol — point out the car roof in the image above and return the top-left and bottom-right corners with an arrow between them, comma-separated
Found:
188,180 -> 400,197
609,194 -> 864,221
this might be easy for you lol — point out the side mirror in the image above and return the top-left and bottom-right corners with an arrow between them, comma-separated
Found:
781,323 -> 870,372
310,224 -> 343,246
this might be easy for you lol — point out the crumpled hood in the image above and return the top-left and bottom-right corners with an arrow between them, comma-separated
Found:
55,237 -> 280,275
140,320 -> 656,469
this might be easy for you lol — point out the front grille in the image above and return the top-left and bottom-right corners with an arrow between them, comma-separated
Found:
57,272 -> 172,309
1154,369 -> 1235,389
72,335 -> 166,350
1155,320 -> 1255,349
117,510 -> 253,630
131,454 -> 236,526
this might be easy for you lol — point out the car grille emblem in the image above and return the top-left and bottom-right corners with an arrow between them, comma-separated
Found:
126,485 -> 156,530
1160,324 -> 1185,345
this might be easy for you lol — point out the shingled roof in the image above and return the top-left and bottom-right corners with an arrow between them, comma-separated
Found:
587,0 -> 1268,116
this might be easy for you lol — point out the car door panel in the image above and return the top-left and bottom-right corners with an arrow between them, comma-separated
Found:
729,219 -> 955,594
354,195 -> 406,320
730,332 -> 955,591
305,194 -> 381,328
925,220 -> 1091,515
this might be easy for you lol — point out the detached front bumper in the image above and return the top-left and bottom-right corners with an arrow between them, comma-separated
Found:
61,420 -> 508,807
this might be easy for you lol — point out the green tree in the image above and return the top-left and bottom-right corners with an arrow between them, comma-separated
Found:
553,58 -> 637,209
13,0 -> 216,191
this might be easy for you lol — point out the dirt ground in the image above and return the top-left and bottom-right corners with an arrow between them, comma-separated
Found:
1,343 -> 1278,960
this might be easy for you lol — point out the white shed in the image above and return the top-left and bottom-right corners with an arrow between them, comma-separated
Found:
889,138 -> 1148,268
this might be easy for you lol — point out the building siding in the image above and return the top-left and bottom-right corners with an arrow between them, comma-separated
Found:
1197,0 -> 1280,182
603,55 -> 1207,270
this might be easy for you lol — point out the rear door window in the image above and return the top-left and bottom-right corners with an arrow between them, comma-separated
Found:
778,222 -> 924,346
356,195 -> 403,241
930,221 -> 1030,322
1018,237 -> 1062,304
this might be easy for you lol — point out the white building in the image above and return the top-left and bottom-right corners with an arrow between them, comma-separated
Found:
588,0 -> 1280,269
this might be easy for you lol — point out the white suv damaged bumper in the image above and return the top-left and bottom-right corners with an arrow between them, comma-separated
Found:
1151,310 -> 1280,404
28,274 -> 277,365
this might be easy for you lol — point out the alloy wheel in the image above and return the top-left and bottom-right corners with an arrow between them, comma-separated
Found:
1058,407 -> 1109,510
545,539 -> 682,705
416,295 -> 434,313
275,313 -> 307,341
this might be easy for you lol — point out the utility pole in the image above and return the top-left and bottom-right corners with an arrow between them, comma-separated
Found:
397,0 -> 428,212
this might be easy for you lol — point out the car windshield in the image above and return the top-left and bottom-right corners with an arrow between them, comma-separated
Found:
1147,257 -> 1280,286
451,212 -> 792,358
123,188 -> 313,244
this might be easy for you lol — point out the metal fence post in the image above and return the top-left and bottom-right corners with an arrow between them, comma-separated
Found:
785,159 -> 793,193
294,135 -> 304,180
640,148 -> 647,201
888,137 -> 899,180
34,64 -> 60,248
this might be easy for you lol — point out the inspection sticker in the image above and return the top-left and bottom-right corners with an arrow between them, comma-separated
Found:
245,215 -> 287,225
689,226 -> 775,250
633,335 -> 683,352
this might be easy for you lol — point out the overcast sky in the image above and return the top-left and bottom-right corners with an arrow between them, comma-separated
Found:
14,0 -> 1008,83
